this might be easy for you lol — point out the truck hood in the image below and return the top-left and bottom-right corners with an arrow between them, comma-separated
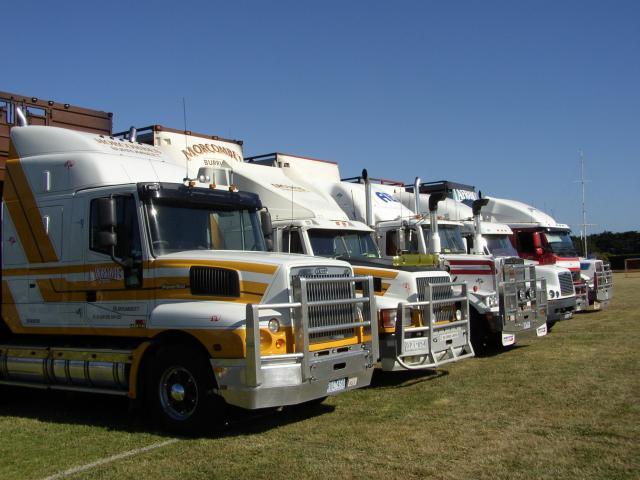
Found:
152,249 -> 352,270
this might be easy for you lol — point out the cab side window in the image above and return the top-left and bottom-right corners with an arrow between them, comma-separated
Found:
90,196 -> 142,260
517,232 -> 534,254
282,229 -> 304,254
385,230 -> 398,256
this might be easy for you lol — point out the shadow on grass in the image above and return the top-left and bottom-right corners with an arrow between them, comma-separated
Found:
0,386 -> 335,439
472,341 -> 531,358
369,368 -> 448,389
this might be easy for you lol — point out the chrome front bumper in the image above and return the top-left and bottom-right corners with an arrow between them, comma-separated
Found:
547,296 -> 577,322
213,275 -> 378,410
211,347 -> 375,409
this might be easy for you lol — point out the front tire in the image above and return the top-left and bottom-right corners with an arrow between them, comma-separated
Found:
146,345 -> 224,435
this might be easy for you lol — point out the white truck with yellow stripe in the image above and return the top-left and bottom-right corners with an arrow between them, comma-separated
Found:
0,122 -> 378,433
114,129 -> 473,371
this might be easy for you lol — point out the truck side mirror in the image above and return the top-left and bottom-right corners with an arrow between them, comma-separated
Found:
96,197 -> 117,230
96,231 -> 117,249
260,209 -> 273,238
95,198 -> 117,250
397,229 -> 405,253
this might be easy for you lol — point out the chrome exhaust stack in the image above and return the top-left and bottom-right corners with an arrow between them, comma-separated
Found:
15,107 -> 28,126
413,177 -> 421,214
472,198 -> 490,255
128,126 -> 137,142
428,192 -> 446,254
362,169 -> 373,228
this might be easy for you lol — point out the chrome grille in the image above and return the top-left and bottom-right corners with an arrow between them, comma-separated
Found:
558,272 -> 574,296
416,275 -> 455,323
291,268 -> 357,343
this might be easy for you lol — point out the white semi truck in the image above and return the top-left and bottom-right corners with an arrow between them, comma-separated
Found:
240,154 -> 546,351
470,195 -> 611,310
114,130 -> 474,371
0,119 -> 379,434
333,175 -> 549,350
416,185 -> 578,326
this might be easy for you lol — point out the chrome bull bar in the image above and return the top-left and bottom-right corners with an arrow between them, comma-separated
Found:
499,264 -> 548,328
595,263 -> 613,303
245,276 -> 378,388
394,282 -> 474,370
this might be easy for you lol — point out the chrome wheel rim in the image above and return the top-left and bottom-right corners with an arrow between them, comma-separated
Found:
159,366 -> 199,421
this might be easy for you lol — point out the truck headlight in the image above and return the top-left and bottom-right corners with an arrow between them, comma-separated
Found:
526,288 -> 534,300
518,289 -> 526,301
455,309 -> 462,321
549,290 -> 555,299
486,294 -> 498,307
556,290 -> 560,298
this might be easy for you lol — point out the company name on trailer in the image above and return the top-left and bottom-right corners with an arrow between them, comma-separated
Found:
182,143 -> 242,162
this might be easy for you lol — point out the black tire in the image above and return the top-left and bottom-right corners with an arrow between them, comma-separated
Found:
146,345 -> 225,435
470,309 -> 501,354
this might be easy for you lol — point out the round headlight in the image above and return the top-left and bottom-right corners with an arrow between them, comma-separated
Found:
268,318 -> 280,333
526,288 -> 534,300
518,289 -> 526,301
556,290 -> 560,298
455,309 -> 462,321
549,290 -> 555,299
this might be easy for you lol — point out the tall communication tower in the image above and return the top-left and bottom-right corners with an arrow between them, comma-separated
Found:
576,150 -> 595,257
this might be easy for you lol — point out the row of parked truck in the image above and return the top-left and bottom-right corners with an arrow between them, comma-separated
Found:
0,91 -> 613,433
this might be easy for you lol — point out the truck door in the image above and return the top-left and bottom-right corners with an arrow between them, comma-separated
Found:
81,190 -> 149,330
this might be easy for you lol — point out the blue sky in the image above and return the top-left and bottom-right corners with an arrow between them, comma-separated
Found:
4,0 -> 639,232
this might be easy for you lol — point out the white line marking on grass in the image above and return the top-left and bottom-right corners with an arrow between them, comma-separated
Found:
41,438 -> 179,480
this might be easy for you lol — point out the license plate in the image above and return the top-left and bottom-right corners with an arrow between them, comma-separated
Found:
436,328 -> 463,342
563,312 -> 572,319
593,302 -> 601,310
523,321 -> 531,329
404,337 -> 430,355
327,378 -> 346,394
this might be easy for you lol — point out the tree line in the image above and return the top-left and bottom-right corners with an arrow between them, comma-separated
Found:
571,231 -> 640,269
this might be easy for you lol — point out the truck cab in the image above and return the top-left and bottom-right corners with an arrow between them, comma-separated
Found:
480,197 -> 593,311
463,220 -> 576,325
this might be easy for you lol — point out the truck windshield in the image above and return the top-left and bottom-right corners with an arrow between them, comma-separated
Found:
544,230 -> 577,256
144,201 -> 266,255
308,229 -> 380,259
421,225 -> 466,254
485,235 -> 518,257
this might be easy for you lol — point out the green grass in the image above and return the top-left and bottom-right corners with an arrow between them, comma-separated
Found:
1,273 -> 638,480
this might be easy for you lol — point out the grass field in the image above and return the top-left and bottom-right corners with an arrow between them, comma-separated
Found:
1,273 -> 638,480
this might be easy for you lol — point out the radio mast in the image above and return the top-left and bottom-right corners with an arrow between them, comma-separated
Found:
576,150 -> 595,257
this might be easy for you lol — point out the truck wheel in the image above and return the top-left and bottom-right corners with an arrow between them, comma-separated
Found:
146,345 -> 224,435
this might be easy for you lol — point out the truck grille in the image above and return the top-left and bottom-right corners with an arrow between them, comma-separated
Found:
559,272 -> 574,296
291,267 -> 358,343
416,275 -> 455,323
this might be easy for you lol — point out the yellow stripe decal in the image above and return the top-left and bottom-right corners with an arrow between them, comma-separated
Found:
150,259 -> 278,275
5,156 -> 59,262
